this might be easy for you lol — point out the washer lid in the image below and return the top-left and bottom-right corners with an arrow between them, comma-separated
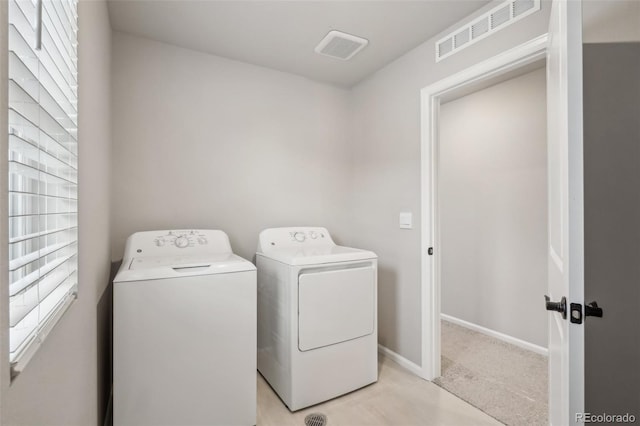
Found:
257,245 -> 376,266
114,253 -> 255,283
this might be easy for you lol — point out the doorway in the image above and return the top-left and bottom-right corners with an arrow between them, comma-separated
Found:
418,34 -> 550,423
435,64 -> 548,425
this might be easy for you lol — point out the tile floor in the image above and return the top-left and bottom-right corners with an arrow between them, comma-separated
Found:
256,354 -> 503,426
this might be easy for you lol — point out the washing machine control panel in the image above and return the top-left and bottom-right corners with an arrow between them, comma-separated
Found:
123,229 -> 232,259
153,230 -> 208,249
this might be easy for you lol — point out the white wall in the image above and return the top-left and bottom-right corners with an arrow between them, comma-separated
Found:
0,1 -> 113,424
111,32 -> 352,262
439,68 -> 548,348
349,1 -> 551,364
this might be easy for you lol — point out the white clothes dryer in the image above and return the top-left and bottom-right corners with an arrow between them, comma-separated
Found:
113,229 -> 256,426
256,227 -> 377,411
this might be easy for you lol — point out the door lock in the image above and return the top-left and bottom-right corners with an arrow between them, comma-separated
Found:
544,295 -> 567,319
568,301 -> 604,324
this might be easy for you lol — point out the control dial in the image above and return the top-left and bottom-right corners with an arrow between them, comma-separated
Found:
309,231 -> 318,239
293,232 -> 306,242
175,236 -> 190,248
155,238 -> 165,247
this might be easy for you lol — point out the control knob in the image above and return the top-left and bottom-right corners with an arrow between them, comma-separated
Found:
293,232 -> 306,242
175,236 -> 190,248
309,231 -> 318,239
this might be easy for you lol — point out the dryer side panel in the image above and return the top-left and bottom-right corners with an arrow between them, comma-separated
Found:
257,257 -> 293,404
298,266 -> 375,351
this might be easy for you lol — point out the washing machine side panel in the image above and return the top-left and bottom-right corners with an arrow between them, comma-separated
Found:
114,272 -> 256,426
257,257 -> 293,406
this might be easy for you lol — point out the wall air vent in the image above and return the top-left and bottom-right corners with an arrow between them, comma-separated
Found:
315,30 -> 369,61
436,0 -> 540,62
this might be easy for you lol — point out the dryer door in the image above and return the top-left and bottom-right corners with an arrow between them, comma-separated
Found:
298,266 -> 375,351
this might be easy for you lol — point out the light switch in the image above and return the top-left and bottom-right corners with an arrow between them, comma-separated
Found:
399,212 -> 412,229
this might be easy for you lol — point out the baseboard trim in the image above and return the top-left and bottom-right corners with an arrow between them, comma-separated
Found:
377,344 -> 425,378
441,314 -> 548,356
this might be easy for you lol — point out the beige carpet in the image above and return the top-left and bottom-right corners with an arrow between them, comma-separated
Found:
434,320 -> 548,426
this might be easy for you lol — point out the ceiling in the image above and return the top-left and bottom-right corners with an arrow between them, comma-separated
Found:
106,0 -> 491,88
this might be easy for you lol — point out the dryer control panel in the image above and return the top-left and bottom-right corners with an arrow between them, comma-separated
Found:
258,227 -> 335,253
122,229 -> 232,260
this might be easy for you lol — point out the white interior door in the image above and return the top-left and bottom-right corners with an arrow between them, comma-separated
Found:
546,0 -> 584,424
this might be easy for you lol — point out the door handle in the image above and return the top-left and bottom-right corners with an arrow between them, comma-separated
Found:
585,301 -> 603,318
544,295 -> 567,319
570,301 -> 603,324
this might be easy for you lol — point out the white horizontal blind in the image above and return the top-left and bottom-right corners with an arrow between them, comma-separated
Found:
8,0 -> 78,373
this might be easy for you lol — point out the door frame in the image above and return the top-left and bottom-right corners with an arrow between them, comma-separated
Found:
419,34 -> 548,380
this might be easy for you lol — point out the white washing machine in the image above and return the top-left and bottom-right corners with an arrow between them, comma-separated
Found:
256,227 -> 378,411
113,229 -> 256,426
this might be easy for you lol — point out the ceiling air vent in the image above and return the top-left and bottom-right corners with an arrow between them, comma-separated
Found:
471,19 -> 489,39
436,0 -> 540,63
491,4 -> 512,29
315,30 -> 368,61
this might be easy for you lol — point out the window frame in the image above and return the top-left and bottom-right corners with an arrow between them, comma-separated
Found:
6,0 -> 78,379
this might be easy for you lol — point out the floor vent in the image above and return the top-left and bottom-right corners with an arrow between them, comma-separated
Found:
436,0 -> 540,62
304,412 -> 328,426
315,30 -> 368,60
